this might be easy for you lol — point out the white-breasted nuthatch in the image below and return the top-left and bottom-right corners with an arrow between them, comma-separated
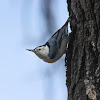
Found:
27,17 -> 71,63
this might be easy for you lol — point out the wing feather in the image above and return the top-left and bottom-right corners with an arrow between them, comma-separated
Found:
45,18 -> 70,59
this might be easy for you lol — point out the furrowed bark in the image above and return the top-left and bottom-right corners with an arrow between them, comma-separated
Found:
65,0 -> 100,100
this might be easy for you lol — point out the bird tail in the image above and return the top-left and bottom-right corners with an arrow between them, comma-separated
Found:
63,16 -> 71,36
65,16 -> 72,25
50,16 -> 71,40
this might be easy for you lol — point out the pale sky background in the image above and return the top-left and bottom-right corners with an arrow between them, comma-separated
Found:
0,0 -> 69,100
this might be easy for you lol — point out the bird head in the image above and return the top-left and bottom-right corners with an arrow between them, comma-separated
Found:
26,45 -> 49,59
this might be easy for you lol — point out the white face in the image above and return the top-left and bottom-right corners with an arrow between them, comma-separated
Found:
33,45 -> 49,59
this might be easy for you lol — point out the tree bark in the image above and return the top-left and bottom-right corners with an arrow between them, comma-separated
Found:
65,0 -> 100,100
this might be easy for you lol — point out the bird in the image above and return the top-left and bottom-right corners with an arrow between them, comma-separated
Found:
26,17 -> 71,63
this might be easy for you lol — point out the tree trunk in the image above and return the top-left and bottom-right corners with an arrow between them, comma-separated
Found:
65,0 -> 100,100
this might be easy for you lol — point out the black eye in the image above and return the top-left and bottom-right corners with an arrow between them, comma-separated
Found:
38,49 -> 41,50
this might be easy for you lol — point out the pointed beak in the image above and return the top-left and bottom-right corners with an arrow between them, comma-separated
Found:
26,49 -> 35,52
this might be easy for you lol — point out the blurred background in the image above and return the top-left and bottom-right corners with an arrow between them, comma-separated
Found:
0,0 -> 69,100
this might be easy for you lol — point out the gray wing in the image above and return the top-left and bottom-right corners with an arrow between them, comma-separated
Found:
46,30 -> 65,59
46,18 -> 69,59
46,38 -> 59,59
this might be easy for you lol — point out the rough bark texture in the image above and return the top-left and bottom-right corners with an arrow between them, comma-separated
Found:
65,0 -> 100,100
